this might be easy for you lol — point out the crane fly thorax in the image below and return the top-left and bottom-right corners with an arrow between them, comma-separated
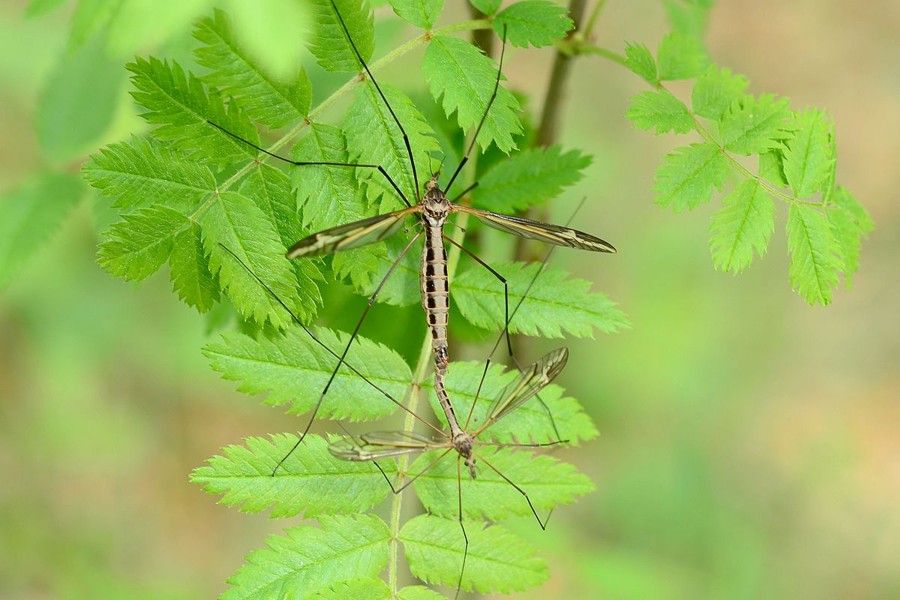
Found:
422,175 -> 450,224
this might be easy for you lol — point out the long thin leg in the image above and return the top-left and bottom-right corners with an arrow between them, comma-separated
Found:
454,456 -> 469,600
330,0 -> 419,200
445,25 -> 508,191
207,119 -> 412,208
272,231 -> 423,474
477,453 -> 551,530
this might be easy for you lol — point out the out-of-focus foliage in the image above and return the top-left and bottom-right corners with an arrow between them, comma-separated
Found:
0,0 -> 895,599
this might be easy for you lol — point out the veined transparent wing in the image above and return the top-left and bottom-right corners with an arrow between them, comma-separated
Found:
475,348 -> 569,436
286,206 -> 420,258
456,206 -> 616,253
328,430 -> 444,461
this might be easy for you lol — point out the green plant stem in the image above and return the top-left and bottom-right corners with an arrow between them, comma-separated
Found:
579,43 -> 627,67
387,329 -> 433,596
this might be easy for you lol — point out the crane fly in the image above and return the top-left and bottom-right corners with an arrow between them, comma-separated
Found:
329,347 -> 571,597
208,0 -> 615,472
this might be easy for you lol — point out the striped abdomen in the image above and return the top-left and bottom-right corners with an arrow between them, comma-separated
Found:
420,221 -> 463,437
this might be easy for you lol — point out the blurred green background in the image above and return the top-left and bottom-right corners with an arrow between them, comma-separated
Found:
1,1 -> 897,598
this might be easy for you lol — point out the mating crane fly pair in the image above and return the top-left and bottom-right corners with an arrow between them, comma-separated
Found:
210,1 -> 614,595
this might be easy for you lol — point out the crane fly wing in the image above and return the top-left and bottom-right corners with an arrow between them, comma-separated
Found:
286,206 -> 420,258
328,430 -> 441,462
482,348 -> 569,428
457,206 -> 616,253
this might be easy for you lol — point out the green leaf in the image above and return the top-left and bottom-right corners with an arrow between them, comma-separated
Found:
97,205 -> 187,281
311,578 -> 392,600
400,515 -> 547,594
653,142 -> 729,212
220,0 -> 314,85
454,261 -> 629,337
239,164 -> 324,312
423,35 -> 521,153
691,65 -> 748,121
390,0 -> 443,29
292,123 -> 370,232
352,235 -> 421,306
759,150 -> 787,187
828,187 -> 872,287
194,9 -> 311,128
37,36 -> 124,163
494,1 -> 573,49
783,109 -> 834,198
127,57 -> 260,167
170,221 -> 220,312
626,90 -> 694,135
469,0 -> 501,15
709,179 -> 775,273
426,359 -> 598,445
83,135 -> 215,213
398,586 -> 447,600
191,435 -> 395,518
25,0 -> 67,18
719,94 -> 793,155
202,327 -> 411,420
241,164 -> 302,248
68,0 -> 118,52
657,31 -> 708,81
0,172 -> 84,289
664,0 -> 713,37
472,146 -> 591,213
309,0 -> 374,72
411,447 -> 593,521
201,191 -> 304,327
787,203 -> 841,306
223,515 -> 389,600
344,83 -> 439,207
624,42 -> 658,84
